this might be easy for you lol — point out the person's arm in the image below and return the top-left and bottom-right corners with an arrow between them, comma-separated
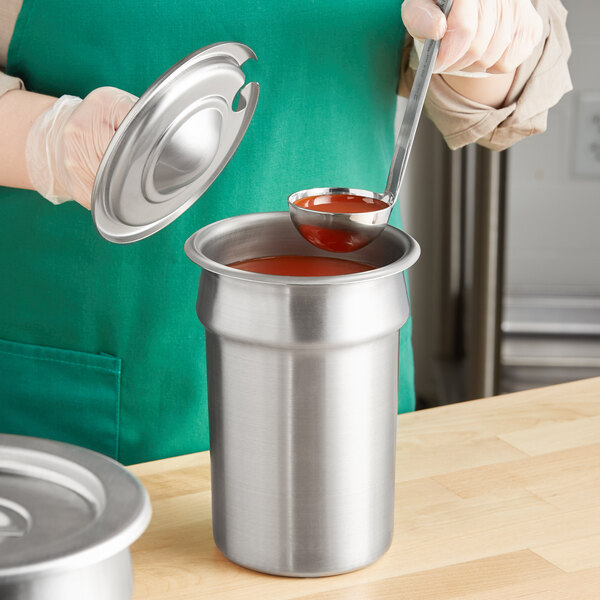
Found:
402,0 -> 544,106
0,89 -> 56,190
441,73 -> 516,109
400,0 -> 572,151
0,86 -> 135,208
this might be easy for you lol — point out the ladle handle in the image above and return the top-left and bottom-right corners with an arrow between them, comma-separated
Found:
385,0 -> 454,205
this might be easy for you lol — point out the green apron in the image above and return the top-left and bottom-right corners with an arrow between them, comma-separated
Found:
0,0 -> 413,465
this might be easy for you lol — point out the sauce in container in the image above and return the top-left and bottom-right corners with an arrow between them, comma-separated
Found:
229,255 -> 374,277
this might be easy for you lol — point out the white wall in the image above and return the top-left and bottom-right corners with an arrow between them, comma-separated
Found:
505,0 -> 600,296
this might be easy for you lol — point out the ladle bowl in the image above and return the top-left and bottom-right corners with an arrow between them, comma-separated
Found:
288,187 -> 392,253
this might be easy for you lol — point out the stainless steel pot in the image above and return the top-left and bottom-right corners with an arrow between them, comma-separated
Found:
0,435 -> 151,599
185,212 -> 419,576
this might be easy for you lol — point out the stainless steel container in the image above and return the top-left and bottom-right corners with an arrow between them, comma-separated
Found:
0,435 -> 151,599
185,212 -> 419,576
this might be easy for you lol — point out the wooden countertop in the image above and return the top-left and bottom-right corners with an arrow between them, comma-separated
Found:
129,377 -> 600,599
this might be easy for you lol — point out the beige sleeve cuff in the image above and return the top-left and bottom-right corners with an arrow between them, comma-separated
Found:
400,0 -> 573,152
0,70 -> 24,97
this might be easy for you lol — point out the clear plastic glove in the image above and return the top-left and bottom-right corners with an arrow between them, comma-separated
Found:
401,0 -> 544,75
26,87 -> 137,209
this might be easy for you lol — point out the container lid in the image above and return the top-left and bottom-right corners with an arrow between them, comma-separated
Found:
92,42 -> 259,243
0,434 -> 151,578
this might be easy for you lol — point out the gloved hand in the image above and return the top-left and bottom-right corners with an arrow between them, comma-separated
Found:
401,0 -> 544,75
26,87 -> 137,209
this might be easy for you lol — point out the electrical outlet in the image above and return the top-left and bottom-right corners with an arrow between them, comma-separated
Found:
573,92 -> 600,178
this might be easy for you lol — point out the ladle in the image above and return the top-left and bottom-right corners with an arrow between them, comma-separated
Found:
289,0 -> 453,253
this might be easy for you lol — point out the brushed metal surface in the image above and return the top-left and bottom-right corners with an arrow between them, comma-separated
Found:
0,552 -> 132,600
0,435 -> 151,599
185,213 -> 419,576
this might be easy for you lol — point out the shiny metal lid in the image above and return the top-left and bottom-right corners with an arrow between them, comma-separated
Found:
0,435 -> 151,578
92,42 -> 259,243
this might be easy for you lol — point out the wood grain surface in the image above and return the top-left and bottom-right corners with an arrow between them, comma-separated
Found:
129,377 -> 600,599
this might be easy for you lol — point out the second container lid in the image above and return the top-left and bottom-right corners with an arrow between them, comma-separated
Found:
0,434 -> 151,579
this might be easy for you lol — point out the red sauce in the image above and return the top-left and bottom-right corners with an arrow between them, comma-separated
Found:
296,225 -> 370,253
294,194 -> 388,214
229,255 -> 375,277
292,194 -> 389,252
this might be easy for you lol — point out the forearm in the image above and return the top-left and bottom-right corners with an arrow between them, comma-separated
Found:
0,89 -> 57,190
441,71 -> 516,109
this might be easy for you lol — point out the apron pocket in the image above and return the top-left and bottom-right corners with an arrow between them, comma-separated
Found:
0,338 -> 121,460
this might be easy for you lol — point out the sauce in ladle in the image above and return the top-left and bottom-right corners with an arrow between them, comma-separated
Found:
294,194 -> 389,213
229,255 -> 374,277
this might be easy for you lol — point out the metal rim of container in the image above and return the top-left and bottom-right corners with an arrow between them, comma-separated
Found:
184,211 -> 421,286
